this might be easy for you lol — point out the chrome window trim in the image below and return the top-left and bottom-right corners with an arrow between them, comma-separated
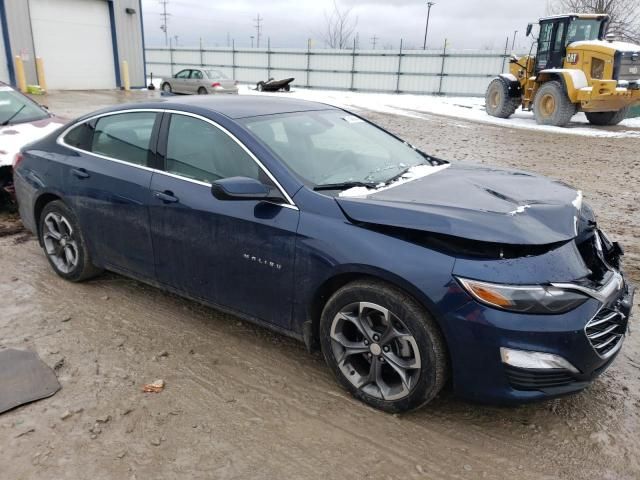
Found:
56,108 -> 298,210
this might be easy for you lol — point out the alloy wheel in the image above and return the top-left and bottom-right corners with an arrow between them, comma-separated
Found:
42,212 -> 79,274
330,302 -> 422,401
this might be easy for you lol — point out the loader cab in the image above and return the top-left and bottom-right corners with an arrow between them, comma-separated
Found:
532,14 -> 609,72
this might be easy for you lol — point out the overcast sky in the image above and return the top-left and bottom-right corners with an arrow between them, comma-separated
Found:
141,0 -> 549,51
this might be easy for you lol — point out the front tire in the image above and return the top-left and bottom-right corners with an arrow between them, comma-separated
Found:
39,200 -> 102,282
256,82 -> 264,92
585,107 -> 629,126
485,78 -> 521,118
533,81 -> 576,127
320,280 -> 448,412
161,82 -> 172,93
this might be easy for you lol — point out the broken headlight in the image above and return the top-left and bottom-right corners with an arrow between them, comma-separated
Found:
456,277 -> 589,314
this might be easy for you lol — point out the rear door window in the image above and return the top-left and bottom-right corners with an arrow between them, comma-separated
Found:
91,112 -> 158,166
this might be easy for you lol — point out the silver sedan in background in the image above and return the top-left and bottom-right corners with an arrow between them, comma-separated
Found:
161,68 -> 238,95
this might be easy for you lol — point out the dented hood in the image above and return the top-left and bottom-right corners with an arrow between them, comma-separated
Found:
336,163 -> 583,245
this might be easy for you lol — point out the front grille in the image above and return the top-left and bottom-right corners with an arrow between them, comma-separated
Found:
505,366 -> 575,391
585,307 -> 626,358
615,51 -> 640,82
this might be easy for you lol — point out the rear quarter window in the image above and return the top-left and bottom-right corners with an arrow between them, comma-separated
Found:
63,122 -> 94,150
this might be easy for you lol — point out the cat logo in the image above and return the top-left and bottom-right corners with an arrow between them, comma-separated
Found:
566,53 -> 579,64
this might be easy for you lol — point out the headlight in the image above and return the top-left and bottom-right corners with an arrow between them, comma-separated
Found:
456,277 -> 589,314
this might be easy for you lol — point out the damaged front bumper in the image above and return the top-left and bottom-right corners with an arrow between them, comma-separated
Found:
445,273 -> 633,404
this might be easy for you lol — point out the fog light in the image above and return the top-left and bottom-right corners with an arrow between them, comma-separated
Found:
500,347 -> 579,373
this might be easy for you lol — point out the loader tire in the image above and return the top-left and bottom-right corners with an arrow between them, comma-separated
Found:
485,78 -> 521,118
585,107 -> 629,126
533,81 -> 576,127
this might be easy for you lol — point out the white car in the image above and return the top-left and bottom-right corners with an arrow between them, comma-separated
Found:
0,82 -> 65,202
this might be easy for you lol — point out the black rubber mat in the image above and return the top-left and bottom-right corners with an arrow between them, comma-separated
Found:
0,348 -> 61,414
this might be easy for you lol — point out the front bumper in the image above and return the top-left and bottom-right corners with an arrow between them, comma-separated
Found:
444,273 -> 634,404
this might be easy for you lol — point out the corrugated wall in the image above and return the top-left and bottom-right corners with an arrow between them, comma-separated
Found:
146,46 -> 511,96
113,0 -> 145,87
4,0 -> 37,84
0,8 -> 9,83
2,0 -> 145,89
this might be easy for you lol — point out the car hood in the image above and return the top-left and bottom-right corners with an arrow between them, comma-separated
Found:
0,117 -> 65,167
335,163 -> 584,245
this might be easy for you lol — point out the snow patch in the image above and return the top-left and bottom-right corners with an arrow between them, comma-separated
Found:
239,86 -> 640,138
572,190 -> 583,210
541,69 -> 588,89
339,163 -> 450,198
508,205 -> 531,216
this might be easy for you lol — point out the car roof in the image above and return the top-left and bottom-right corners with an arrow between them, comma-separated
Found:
141,95 -> 339,120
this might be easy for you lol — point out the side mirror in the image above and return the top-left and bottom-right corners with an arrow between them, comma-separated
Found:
526,23 -> 533,37
211,176 -> 279,201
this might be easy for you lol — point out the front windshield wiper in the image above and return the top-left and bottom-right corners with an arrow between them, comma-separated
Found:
313,181 -> 378,191
1,104 -> 26,126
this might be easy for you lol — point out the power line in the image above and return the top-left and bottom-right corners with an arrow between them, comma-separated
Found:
254,13 -> 263,48
159,0 -> 171,47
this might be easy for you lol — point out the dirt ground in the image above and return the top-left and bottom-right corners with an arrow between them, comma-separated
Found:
1,91 -> 639,480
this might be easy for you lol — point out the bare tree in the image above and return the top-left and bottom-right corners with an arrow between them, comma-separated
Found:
320,0 -> 358,49
548,0 -> 640,43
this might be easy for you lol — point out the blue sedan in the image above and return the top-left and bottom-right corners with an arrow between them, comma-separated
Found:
14,96 -> 634,412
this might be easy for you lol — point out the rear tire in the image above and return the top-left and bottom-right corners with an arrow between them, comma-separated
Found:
533,81 -> 576,127
320,280 -> 448,413
39,200 -> 102,282
585,107 -> 629,126
257,82 -> 264,92
485,78 -> 521,118
197,87 -> 208,95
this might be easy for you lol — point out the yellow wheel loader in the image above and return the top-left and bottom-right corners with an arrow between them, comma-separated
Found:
486,14 -> 640,127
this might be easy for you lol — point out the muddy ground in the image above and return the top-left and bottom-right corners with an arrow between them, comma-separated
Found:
0,91 -> 639,480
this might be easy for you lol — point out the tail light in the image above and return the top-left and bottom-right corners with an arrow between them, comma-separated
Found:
211,82 -> 222,88
13,152 -> 24,169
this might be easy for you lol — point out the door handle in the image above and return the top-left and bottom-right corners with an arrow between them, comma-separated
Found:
154,190 -> 179,203
71,168 -> 90,179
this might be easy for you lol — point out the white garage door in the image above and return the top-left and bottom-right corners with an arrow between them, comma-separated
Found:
29,0 -> 116,90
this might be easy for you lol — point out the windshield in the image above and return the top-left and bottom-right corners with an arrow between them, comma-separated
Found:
0,86 -> 49,126
241,110 -> 428,186
566,19 -> 603,44
205,70 -> 229,80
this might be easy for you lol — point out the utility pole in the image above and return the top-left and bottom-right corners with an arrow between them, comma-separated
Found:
254,13 -> 263,48
511,30 -> 518,51
371,35 -> 378,50
159,0 -> 170,47
422,2 -> 435,50
173,35 -> 179,47
250,35 -> 254,48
